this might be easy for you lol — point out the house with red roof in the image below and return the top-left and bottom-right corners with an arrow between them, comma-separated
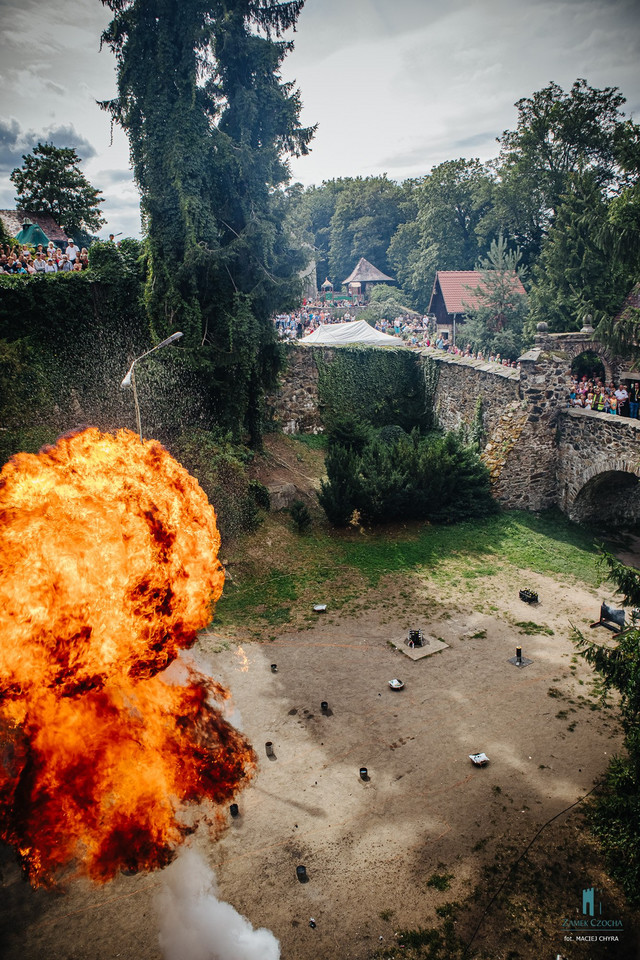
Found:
428,270 -> 526,345
0,209 -> 68,247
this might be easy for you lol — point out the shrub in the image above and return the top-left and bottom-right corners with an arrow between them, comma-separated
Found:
290,500 -> 312,534
326,414 -> 372,454
249,479 -> 271,512
318,428 -> 496,527
377,424 -> 407,445
318,445 -> 362,527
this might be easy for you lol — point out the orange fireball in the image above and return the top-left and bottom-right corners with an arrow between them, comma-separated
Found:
0,428 -> 256,885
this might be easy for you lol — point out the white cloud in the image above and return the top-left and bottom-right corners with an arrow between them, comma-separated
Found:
1,0 -> 639,234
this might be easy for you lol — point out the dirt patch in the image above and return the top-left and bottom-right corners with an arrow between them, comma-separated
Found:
249,434 -> 325,507
2,569 -> 637,960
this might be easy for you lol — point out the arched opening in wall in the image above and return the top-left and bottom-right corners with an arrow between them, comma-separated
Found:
571,470 -> 640,527
571,350 -> 606,383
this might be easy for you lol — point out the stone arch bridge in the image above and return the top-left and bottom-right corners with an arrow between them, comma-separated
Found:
270,332 -> 640,525
426,330 -> 640,525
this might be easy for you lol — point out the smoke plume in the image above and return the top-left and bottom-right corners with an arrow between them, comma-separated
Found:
156,848 -> 280,960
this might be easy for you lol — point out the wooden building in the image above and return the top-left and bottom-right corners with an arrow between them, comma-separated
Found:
342,257 -> 394,299
428,270 -> 526,345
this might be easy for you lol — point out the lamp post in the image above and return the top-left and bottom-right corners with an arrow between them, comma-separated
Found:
120,332 -> 183,441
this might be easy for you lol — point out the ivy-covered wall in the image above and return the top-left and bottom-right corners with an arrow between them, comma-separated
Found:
267,344 -> 431,434
0,260 -> 150,463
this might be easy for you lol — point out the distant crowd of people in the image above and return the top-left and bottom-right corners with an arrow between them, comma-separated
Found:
274,304 -> 436,350
0,239 -> 89,275
273,304 -> 520,366
569,376 -> 639,418
426,334 -> 520,368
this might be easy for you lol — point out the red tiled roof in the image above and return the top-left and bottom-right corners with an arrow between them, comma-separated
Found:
429,270 -> 526,315
0,209 -> 68,244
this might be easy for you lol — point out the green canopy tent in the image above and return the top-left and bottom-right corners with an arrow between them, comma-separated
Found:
14,219 -> 50,247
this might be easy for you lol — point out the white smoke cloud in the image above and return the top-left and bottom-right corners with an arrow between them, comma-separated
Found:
156,848 -> 280,960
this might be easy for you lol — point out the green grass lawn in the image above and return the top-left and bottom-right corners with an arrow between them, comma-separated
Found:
214,509 -> 604,633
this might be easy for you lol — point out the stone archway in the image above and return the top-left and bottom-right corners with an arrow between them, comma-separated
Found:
569,461 -> 640,525
570,349 -> 606,382
548,333 -> 618,383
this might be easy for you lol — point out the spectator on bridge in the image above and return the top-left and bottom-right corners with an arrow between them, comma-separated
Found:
629,383 -> 639,420
614,383 -> 629,416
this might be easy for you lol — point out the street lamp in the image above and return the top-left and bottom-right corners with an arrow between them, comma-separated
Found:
121,331 -> 183,441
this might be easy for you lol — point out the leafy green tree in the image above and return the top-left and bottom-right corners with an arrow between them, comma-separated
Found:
395,159 -> 494,310
462,235 -> 529,359
368,284 -> 399,303
100,0 -> 314,441
588,122 -> 640,358
387,218 -> 428,309
574,552 -> 640,901
10,142 -> 105,234
287,179 -> 350,288
328,176 -> 407,285
496,79 -> 637,262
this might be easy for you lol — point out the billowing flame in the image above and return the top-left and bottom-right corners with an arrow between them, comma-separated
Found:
0,428 -> 256,886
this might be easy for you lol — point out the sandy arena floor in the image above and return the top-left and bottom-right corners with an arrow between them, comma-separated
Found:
2,566 -> 636,960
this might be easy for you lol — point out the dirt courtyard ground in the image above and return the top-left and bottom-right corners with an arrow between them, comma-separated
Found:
2,564 -> 639,960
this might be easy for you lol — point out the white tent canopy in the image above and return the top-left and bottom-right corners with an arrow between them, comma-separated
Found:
301,319 -> 406,347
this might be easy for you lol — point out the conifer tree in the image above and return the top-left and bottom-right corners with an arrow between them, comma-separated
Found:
461,235 -> 528,359
527,172 -> 629,333
100,0 -> 314,440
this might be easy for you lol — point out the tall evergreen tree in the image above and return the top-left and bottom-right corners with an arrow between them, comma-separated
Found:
528,172 -> 628,333
100,0 -> 314,440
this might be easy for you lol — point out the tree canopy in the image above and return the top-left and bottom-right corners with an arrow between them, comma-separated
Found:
10,142 -> 105,235
290,77 -> 640,337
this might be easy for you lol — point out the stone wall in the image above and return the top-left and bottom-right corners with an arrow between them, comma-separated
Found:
494,345 -> 568,510
267,338 -> 640,523
423,348 -> 528,494
266,343 -> 329,435
424,346 -> 568,509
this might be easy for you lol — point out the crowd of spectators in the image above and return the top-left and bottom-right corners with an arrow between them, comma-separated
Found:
569,375 -> 639,418
0,239 -> 89,276
425,334 -> 520,368
274,303 -> 434,348
274,302 -> 520,367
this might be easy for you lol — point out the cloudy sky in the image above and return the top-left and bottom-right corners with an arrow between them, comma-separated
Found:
1,0 -> 639,239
